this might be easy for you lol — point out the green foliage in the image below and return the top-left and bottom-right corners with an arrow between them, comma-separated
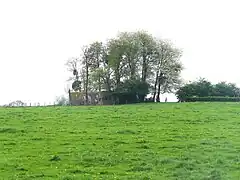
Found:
184,96 -> 240,102
1,103 -> 240,179
213,81 -> 240,97
66,31 -> 183,104
113,79 -> 149,104
176,78 -> 240,102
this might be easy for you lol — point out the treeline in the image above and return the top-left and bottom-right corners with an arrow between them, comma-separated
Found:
176,78 -> 240,102
66,31 -> 183,104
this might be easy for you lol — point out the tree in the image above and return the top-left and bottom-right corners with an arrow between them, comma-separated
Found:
175,78 -> 240,102
66,30 -> 184,104
81,46 -> 92,104
113,78 -> 150,104
87,41 -> 105,93
55,96 -> 69,106
213,82 -> 240,97
134,31 -> 157,83
65,57 -> 82,91
107,37 -> 127,89
8,100 -> 25,107
84,41 -> 113,93
153,39 -> 183,102
155,72 -> 166,102
175,82 -> 198,101
194,78 -> 214,97
119,32 -> 139,80
176,78 -> 214,101
66,47 -> 95,104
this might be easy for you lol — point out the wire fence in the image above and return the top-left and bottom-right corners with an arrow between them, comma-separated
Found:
0,96 -> 172,108
0,102 -> 65,108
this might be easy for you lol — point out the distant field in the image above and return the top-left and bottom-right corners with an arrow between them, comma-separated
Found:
0,103 -> 240,179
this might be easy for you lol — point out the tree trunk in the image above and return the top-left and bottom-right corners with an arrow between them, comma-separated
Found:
139,95 -> 145,102
98,68 -> 101,93
98,77 -> 101,92
127,56 -> 135,80
130,65 -> 135,80
105,59 -> 111,92
98,74 -> 101,104
156,72 -> 164,102
97,55 -> 101,93
104,75 -> 111,92
107,77 -> 111,92
141,54 -> 147,82
153,71 -> 159,102
115,68 -> 121,88
156,80 -> 161,102
85,64 -> 89,105
68,89 -> 72,105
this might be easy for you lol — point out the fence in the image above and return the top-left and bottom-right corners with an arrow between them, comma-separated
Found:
1,102 -> 61,107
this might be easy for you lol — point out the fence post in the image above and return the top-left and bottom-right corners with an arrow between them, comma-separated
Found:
68,89 -> 72,106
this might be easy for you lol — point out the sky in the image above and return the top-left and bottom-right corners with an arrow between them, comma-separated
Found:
0,0 -> 240,105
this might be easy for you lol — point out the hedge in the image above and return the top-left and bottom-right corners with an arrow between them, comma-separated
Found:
183,96 -> 240,102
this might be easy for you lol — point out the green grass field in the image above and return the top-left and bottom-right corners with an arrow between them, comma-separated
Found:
0,103 -> 240,180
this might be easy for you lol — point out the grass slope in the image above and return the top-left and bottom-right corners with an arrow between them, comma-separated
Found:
0,103 -> 240,179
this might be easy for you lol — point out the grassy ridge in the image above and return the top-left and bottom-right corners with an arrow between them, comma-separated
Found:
0,103 -> 240,179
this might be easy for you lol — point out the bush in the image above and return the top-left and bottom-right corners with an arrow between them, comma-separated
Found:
175,78 -> 240,102
113,79 -> 150,104
55,95 -> 69,106
184,96 -> 240,102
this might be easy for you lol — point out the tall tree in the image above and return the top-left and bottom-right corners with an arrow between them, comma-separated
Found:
65,57 -> 83,92
87,41 -> 113,92
134,31 -> 157,83
87,41 -> 105,93
107,37 -> 127,89
119,32 -> 139,80
81,45 -> 93,104
153,40 -> 183,102
66,30 -> 184,104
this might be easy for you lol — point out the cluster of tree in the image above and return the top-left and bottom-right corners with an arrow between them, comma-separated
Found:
176,78 -> 240,102
66,31 -> 183,104
2,100 -> 26,107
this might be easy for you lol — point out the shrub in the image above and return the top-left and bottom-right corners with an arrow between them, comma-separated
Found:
55,95 -> 69,106
184,96 -> 240,102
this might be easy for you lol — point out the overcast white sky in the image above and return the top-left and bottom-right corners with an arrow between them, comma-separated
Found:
0,0 -> 240,104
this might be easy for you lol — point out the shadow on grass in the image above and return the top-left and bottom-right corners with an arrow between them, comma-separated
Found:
116,129 -> 136,134
0,127 -> 18,133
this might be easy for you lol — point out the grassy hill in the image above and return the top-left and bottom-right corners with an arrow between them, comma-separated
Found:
0,103 -> 240,179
